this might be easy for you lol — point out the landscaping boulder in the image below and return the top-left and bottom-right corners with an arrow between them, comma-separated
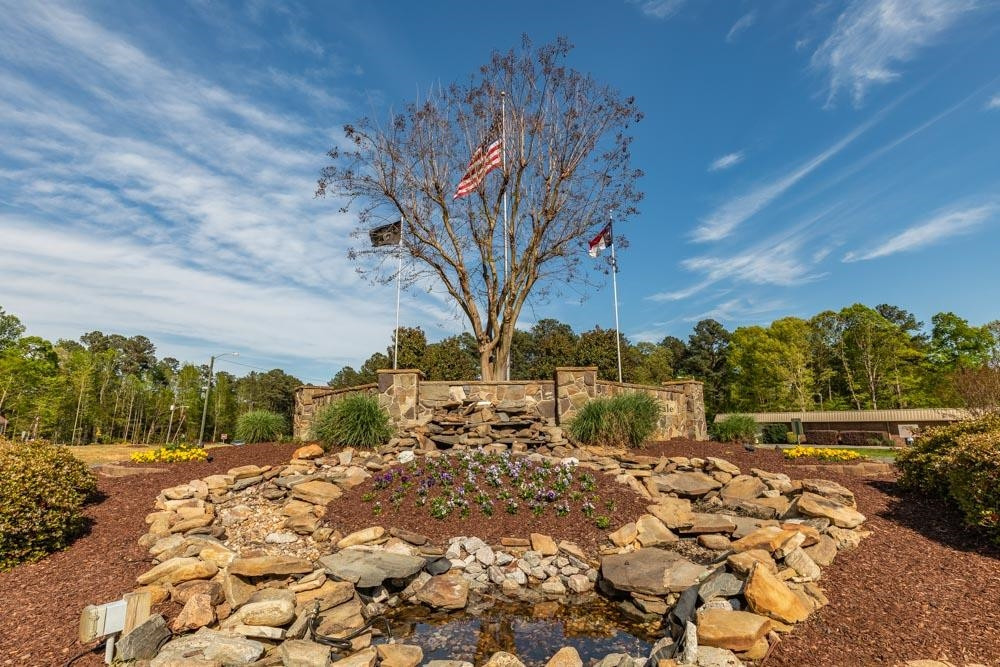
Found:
319,549 -> 425,588
136,557 -> 217,586
656,471 -> 722,497
150,628 -> 264,666
696,609 -> 771,652
229,555 -> 313,577
600,548 -> 707,596
744,563 -> 811,623
416,572 -> 469,609
794,492 -> 866,528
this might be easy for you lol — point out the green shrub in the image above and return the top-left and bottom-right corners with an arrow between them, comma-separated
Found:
569,393 -> 663,448
709,415 -> 758,444
761,423 -> 788,445
312,394 -> 394,450
898,414 -> 1000,543
235,410 -> 286,444
0,440 -> 99,570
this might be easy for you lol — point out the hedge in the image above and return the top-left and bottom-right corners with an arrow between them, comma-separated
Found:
805,430 -> 840,446
840,430 -> 891,446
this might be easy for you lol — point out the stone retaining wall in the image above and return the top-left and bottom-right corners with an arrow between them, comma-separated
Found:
294,368 -> 707,441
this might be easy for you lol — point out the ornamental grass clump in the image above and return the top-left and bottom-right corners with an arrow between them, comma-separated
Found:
235,410 -> 286,444
0,440 -> 99,570
568,392 -> 663,448
360,450 -> 614,528
710,414 -> 759,444
312,394 -> 393,450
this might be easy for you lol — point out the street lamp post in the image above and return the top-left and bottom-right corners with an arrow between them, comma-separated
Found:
198,352 -> 238,447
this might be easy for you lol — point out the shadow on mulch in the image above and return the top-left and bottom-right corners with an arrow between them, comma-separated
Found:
868,478 -> 1000,559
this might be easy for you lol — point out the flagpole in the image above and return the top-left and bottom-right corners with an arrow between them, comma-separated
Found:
501,91 -> 511,380
393,220 -> 404,370
609,212 -> 623,383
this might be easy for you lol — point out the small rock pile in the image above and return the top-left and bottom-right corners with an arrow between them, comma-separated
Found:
121,442 -> 870,667
391,399 -> 567,452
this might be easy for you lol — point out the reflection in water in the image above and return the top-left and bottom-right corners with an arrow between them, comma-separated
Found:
382,595 -> 660,666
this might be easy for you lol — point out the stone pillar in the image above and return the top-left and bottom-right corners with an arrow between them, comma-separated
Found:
377,369 -> 424,426
554,366 -> 598,425
663,380 -> 707,440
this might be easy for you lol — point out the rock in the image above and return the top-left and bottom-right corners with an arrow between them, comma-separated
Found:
804,535 -> 838,567
416,572 -> 469,609
608,522 -> 638,547
730,526 -> 799,554
172,579 -> 224,605
794,492 -> 866,528
476,546 -> 496,565
530,533 -> 558,556
397,450 -> 416,464
171,592 -> 217,632
134,584 -> 170,605
706,457 -> 741,475
319,550 -> 425,588
719,475 -> 767,501
656,471 -> 722,496
315,597 -> 364,637
337,527 -> 385,549
231,624 -> 284,640
696,609 -> 772,652
541,579 -> 567,595
199,543 -> 236,568
635,514 -> 678,547
116,614 -> 170,662
784,547 -> 822,580
285,514 -> 321,535
827,526 -> 868,550
744,563 -> 811,623
698,534 -> 732,550
425,662 -> 473,667
424,557 -> 451,575
800,478 -> 856,507
390,527 -> 428,546
292,480 -> 343,505
600,548 -> 708,596
150,628 -> 264,666
331,647 -> 378,667
698,571 -> 744,602
266,531 -> 299,544
483,652 -> 525,667
567,574 -> 593,593
646,498 -> 695,529
545,647 -> 583,667
136,557 -> 218,586
228,464 -> 267,480
222,571 -> 256,608
377,643 -> 424,667
293,444 -> 325,460
230,555 -> 313,577
695,645 -> 745,666
295,580 -> 356,611
280,639 -> 332,667
222,589 -> 296,628
726,550 -> 778,576
679,513 -> 737,535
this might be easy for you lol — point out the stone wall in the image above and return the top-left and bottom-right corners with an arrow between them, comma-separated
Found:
294,368 -> 706,442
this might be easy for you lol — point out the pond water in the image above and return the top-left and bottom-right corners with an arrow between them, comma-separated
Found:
379,596 -> 661,666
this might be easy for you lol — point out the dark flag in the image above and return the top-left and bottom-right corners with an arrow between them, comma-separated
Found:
454,113 -> 503,199
588,222 -> 613,257
369,220 -> 402,247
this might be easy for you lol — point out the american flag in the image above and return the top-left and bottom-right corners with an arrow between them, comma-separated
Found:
453,114 -> 503,199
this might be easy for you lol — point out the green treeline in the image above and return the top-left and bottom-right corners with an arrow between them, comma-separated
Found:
0,306 -> 300,444
332,304 -> 999,418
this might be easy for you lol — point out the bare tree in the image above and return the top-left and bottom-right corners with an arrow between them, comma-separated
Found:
952,365 -> 1000,416
317,38 -> 643,380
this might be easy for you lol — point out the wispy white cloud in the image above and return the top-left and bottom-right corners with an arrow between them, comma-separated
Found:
843,204 -> 997,262
693,115 -> 879,242
682,297 -> 787,323
987,94 -> 1000,110
629,0 -> 686,20
811,0 -> 977,107
726,10 -> 757,42
708,151 -> 745,172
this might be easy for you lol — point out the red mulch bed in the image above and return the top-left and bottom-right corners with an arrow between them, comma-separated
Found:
324,457 -> 649,552
3,439 -> 999,666
644,440 -> 1000,666
0,443 -> 298,667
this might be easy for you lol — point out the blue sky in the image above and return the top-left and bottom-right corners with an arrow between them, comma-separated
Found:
1,0 -> 998,383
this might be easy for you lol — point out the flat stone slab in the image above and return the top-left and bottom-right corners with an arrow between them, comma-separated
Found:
656,472 -> 722,497
319,549 -> 426,588
601,547 -> 708,596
